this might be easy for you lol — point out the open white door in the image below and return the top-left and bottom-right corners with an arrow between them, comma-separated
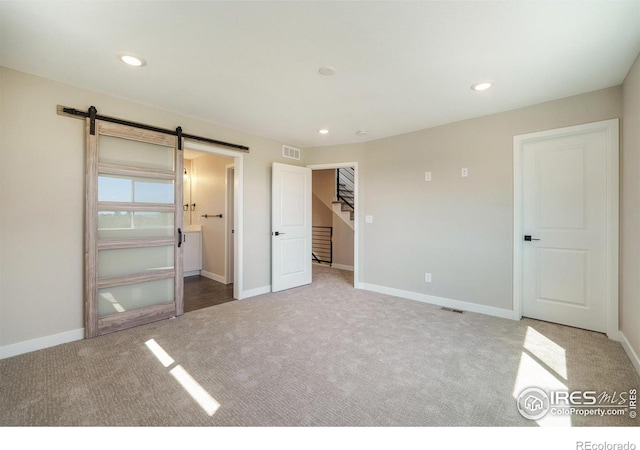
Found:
272,162 -> 312,292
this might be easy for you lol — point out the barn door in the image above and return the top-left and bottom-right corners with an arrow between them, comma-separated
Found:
85,119 -> 183,338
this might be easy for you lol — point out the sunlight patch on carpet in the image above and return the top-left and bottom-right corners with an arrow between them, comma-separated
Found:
170,365 -> 220,416
524,326 -> 567,380
145,338 -> 220,416
145,339 -> 175,367
513,327 -> 570,427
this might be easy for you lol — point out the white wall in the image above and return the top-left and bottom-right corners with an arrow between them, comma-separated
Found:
0,67 -> 301,354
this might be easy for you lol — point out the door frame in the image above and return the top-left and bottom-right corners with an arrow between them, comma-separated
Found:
512,119 -> 619,339
307,162 -> 360,288
184,139 -> 244,299
225,163 -> 235,285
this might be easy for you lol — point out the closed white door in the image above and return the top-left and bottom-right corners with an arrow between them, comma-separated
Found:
271,162 -> 312,292
517,120 -> 618,333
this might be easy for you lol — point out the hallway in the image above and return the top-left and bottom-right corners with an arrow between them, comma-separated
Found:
183,276 -> 234,313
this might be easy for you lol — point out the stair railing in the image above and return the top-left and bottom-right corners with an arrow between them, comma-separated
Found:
336,167 -> 355,211
312,226 -> 333,265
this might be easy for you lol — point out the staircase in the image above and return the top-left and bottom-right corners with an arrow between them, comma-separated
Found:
333,167 -> 355,230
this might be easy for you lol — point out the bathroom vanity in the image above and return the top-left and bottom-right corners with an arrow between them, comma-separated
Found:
182,224 -> 202,276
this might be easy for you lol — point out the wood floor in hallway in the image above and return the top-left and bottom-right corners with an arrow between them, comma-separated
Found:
183,275 -> 234,313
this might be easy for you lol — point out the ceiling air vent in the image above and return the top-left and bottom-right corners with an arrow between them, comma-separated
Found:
282,145 -> 301,160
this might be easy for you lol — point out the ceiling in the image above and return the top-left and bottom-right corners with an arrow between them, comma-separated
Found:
1,1 -> 639,148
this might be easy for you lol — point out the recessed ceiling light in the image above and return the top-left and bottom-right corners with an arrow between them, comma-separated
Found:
318,129 -> 329,135
117,52 -> 146,67
318,66 -> 336,76
471,81 -> 493,91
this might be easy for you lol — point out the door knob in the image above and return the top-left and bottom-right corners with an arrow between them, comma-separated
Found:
524,235 -> 541,241
273,231 -> 285,236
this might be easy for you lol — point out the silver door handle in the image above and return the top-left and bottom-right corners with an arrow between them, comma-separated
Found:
273,231 -> 285,236
524,235 -> 541,241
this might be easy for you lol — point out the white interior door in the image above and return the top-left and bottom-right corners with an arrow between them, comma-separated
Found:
518,121 -> 617,333
272,162 -> 312,292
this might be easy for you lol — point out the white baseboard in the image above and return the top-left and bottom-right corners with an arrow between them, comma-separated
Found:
239,285 -> 271,299
619,332 -> 640,378
607,328 -> 622,342
183,270 -> 201,277
361,283 -> 516,321
331,264 -> 354,271
0,328 -> 84,360
201,270 -> 226,284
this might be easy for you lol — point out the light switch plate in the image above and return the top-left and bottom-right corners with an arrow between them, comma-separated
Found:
425,171 -> 432,181
365,215 -> 373,224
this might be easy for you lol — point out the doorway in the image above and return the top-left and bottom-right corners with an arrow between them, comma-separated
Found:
513,119 -> 619,337
226,164 -> 235,285
183,140 -> 244,304
182,149 -> 235,312
308,162 -> 359,288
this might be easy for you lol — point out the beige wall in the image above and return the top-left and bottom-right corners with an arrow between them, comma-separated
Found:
332,216 -> 355,269
312,169 -> 336,217
183,159 -> 193,225
306,87 -> 623,312
0,67 -> 300,350
2,63 -> 637,367
191,153 -> 234,279
312,194 -> 333,227
621,54 -> 640,362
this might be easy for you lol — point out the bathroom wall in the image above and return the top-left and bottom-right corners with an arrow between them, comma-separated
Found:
191,153 -> 234,282
183,159 -> 193,226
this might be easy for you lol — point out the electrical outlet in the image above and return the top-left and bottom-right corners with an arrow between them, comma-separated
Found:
461,168 -> 469,177
425,272 -> 432,283
425,171 -> 432,181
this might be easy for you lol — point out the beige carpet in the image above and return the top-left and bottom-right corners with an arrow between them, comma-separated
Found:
1,265 -> 638,426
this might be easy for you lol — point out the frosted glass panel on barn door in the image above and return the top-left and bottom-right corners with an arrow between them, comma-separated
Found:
85,120 -> 183,338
